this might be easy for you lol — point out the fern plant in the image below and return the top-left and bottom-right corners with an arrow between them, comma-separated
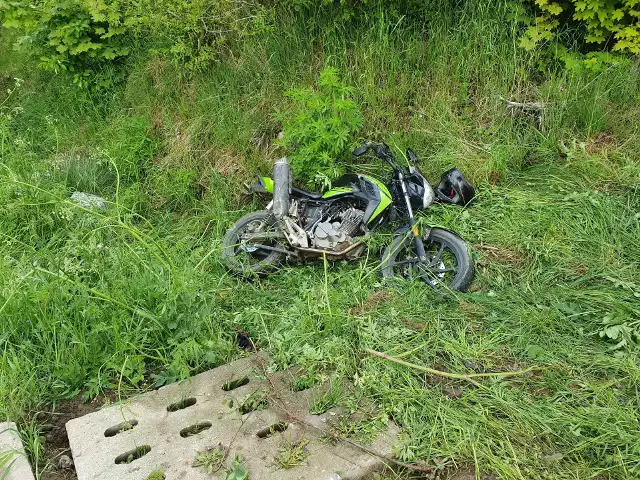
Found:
275,67 -> 363,186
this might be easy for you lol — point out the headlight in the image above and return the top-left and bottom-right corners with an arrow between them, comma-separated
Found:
409,167 -> 435,209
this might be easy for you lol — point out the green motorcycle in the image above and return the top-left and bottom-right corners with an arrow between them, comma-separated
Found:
222,143 -> 475,292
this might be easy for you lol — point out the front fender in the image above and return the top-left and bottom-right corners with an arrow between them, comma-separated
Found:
394,224 -> 467,241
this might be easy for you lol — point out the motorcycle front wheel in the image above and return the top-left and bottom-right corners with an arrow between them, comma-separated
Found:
380,228 -> 474,292
222,210 -> 284,275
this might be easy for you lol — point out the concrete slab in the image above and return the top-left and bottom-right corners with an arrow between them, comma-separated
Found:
67,353 -> 400,480
0,422 -> 36,480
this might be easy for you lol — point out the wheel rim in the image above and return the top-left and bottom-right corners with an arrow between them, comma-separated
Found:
232,219 -> 277,268
390,237 -> 459,288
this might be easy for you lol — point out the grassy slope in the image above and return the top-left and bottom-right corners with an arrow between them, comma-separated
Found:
1,2 -> 640,479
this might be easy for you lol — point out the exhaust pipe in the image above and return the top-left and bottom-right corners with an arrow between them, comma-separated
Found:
272,157 -> 291,220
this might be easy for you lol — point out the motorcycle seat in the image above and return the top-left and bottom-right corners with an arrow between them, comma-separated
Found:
291,187 -> 322,200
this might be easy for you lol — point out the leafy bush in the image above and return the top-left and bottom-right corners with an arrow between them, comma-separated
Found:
132,0 -> 272,73
1,0 -> 134,87
275,67 -> 363,185
521,0 -> 640,55
0,0 -> 271,85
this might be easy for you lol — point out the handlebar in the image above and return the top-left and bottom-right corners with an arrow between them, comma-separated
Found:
352,142 -> 401,172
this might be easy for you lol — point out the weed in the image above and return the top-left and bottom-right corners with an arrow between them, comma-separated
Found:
309,380 -> 342,415
275,438 -> 309,469
290,374 -> 317,392
144,470 -> 166,480
224,455 -> 249,480
275,67 -> 364,185
0,449 -> 20,476
192,444 -> 228,474
238,390 -> 269,415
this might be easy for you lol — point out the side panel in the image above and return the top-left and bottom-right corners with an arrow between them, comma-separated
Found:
361,175 -> 393,224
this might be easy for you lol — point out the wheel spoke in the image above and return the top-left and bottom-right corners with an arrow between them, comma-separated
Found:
391,258 -> 420,266
418,273 -> 438,290
433,242 -> 445,263
429,268 -> 455,274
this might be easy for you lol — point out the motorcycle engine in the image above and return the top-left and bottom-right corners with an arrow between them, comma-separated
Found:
311,207 -> 364,250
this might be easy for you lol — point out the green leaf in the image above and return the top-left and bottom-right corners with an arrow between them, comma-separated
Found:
519,35 -> 537,50
546,3 -> 563,15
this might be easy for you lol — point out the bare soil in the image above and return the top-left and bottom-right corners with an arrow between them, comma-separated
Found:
38,396 -> 113,480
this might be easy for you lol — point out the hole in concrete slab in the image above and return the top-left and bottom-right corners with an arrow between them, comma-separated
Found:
104,420 -> 138,437
180,421 -> 213,438
167,397 -> 196,412
222,376 -> 249,391
238,392 -> 268,415
256,422 -> 288,438
114,445 -> 151,464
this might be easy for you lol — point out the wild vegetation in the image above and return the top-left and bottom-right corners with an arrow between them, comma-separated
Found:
0,0 -> 639,479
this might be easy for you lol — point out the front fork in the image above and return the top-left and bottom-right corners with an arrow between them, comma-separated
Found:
399,172 -> 429,262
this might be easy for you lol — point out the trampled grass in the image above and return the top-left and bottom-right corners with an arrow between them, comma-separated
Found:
1,2 -> 639,479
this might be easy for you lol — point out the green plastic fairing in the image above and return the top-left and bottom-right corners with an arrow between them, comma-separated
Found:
362,175 -> 392,223
262,177 -> 274,193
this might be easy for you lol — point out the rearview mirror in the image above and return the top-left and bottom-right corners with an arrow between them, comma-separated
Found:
406,148 -> 419,162
352,145 -> 370,156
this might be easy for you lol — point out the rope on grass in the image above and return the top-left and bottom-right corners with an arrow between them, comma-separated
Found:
364,349 -> 540,384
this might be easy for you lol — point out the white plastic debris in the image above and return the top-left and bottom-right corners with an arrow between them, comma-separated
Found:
70,192 -> 107,211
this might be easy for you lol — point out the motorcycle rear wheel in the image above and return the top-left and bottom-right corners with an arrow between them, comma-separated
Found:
380,228 -> 474,292
222,211 -> 284,275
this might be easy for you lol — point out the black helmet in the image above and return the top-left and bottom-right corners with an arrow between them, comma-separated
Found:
435,168 -> 475,206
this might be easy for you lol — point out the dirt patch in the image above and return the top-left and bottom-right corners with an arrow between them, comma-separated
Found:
584,132 -> 617,156
487,170 -> 502,185
458,300 -> 486,320
149,107 -> 165,137
402,319 -> 427,330
443,466 -> 496,479
349,290 -> 394,316
200,147 -> 247,178
38,395 -> 114,480
474,242 -> 528,270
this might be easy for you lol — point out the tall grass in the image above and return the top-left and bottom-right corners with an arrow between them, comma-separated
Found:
1,1 -> 639,478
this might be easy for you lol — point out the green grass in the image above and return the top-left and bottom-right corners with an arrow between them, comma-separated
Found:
1,1 -> 639,479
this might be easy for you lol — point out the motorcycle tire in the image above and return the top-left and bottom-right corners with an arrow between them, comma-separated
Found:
380,227 -> 474,292
222,210 -> 284,275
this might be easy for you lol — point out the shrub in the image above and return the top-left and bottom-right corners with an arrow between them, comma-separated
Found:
0,0 -> 272,85
0,0 -> 134,87
520,0 -> 640,55
132,0 -> 272,73
275,67 -> 363,186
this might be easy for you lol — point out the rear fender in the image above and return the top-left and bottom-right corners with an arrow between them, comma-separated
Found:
248,175 -> 274,194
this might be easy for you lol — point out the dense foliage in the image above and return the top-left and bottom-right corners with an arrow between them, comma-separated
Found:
0,0 -> 133,86
1,0 -> 639,479
0,0 -> 271,85
2,0 -> 638,87
523,0 -> 640,54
